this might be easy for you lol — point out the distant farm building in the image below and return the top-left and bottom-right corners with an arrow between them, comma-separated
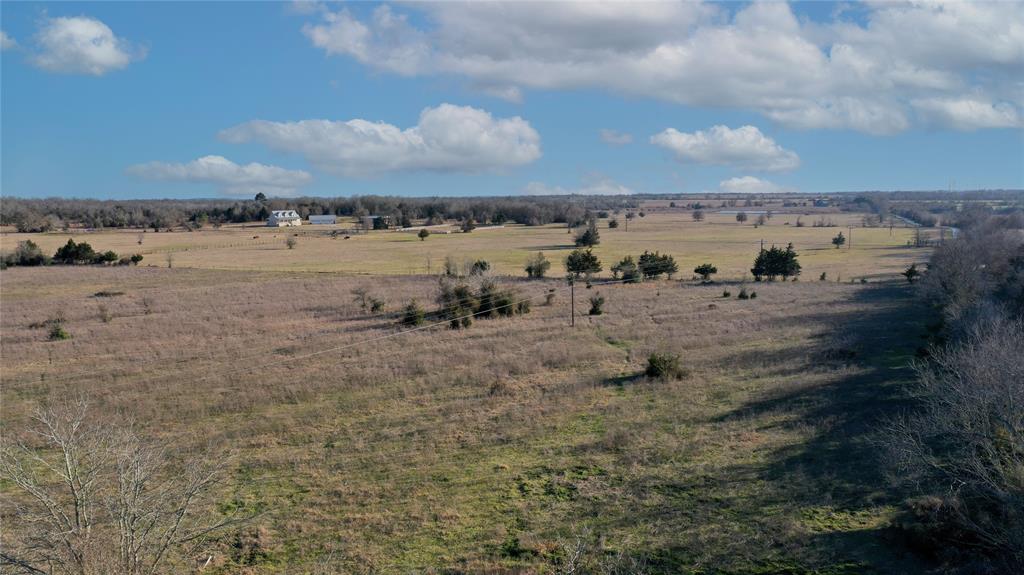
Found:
813,197 -> 831,207
308,215 -> 337,225
267,210 -> 302,227
361,215 -> 392,230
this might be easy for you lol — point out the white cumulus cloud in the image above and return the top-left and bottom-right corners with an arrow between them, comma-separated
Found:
299,1 -> 1024,133
599,129 -> 633,145
718,176 -> 793,194
127,155 -> 312,197
31,16 -> 143,75
651,125 -> 800,172
912,97 -> 1022,131
219,103 -> 541,176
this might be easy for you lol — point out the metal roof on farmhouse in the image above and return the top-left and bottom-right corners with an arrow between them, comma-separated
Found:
271,210 -> 299,218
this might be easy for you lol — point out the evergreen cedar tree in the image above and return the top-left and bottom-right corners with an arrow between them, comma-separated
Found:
638,251 -> 678,279
53,239 -> 101,264
575,222 -> 601,247
611,252 -> 678,282
751,244 -> 802,281
612,256 -> 640,283
694,263 -> 718,281
565,249 -> 602,278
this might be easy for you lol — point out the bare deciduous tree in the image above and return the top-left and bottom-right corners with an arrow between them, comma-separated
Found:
555,527 -> 649,575
1,399 -> 241,575
882,316 -> 1024,568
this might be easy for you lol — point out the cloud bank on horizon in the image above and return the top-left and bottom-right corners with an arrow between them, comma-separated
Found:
127,156 -> 312,197
301,1 -> 1022,134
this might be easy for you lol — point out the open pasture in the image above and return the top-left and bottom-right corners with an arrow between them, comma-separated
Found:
2,209 -> 930,282
1,254 -> 929,572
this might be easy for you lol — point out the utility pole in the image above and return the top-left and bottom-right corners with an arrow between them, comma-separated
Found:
760,238 -> 764,252
570,278 -> 575,327
848,226 -> 852,250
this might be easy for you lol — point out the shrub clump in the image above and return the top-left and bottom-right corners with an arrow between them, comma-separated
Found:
48,322 -> 71,341
3,240 -> 49,267
645,352 -> 686,379
434,278 -> 530,330
611,256 -> 640,283
437,280 -> 477,329
470,260 -> 490,276
588,294 -> 605,316
524,252 -> 551,279
401,300 -> 425,327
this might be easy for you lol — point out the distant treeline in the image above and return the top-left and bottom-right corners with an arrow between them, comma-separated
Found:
2,191 -> 1020,233
0,196 -> 644,232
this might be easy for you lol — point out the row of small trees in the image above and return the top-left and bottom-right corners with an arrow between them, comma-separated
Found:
610,251 -> 679,282
2,239 -> 143,268
518,246 -> 796,283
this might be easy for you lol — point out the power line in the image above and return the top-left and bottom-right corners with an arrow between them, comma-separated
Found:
12,282 -> 559,387
11,258 -> 733,388
19,278 -> 572,391
10,258 -> 697,386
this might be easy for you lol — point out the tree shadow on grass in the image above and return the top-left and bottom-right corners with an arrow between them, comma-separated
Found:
601,372 -> 644,387
712,283 -> 926,542
522,244 -> 576,251
576,283 -> 932,573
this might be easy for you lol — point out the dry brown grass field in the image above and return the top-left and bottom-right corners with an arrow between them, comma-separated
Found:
1,205 -> 934,573
1,208 -> 933,282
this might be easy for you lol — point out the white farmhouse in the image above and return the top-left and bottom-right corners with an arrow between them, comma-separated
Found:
308,215 -> 337,225
267,210 -> 302,227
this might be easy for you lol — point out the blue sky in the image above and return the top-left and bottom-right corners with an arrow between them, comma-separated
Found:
2,1 -> 1022,199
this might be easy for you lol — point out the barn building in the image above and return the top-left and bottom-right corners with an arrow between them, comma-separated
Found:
267,210 -> 302,227
361,215 -> 392,230
308,215 -> 337,225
